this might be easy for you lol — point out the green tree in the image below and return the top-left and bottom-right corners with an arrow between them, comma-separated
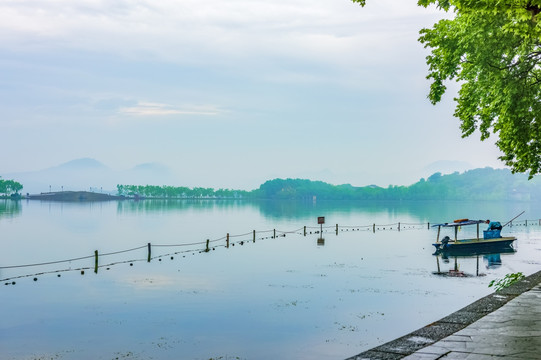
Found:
353,0 -> 541,177
0,178 -> 23,196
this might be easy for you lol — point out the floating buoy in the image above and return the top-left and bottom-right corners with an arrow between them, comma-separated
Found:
81,270 -> 85,275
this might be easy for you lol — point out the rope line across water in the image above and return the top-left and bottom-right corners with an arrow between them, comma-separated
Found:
2,219 -> 538,272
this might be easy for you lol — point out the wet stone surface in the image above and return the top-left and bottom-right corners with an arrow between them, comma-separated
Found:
346,270 -> 541,360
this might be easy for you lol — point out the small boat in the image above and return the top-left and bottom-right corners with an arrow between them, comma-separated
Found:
432,219 -> 516,253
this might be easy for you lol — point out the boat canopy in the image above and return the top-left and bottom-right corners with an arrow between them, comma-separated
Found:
432,220 -> 485,228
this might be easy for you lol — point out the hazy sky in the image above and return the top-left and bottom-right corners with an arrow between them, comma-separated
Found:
0,0 -> 505,190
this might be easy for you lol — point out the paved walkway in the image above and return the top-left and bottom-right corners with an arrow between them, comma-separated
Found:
403,284 -> 541,359
347,271 -> 541,360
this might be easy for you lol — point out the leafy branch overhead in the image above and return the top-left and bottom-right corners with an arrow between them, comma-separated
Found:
352,0 -> 541,178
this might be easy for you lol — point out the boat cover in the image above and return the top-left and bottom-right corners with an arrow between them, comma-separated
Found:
432,220 -> 485,227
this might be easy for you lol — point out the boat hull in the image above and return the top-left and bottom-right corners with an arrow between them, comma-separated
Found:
432,236 -> 516,254
434,243 -> 516,257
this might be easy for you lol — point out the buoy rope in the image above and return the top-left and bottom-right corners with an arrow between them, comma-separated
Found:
2,219 -> 535,271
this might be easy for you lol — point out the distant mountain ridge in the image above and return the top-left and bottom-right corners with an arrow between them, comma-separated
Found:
2,158 -> 179,194
116,168 -> 541,202
52,158 -> 108,170
253,168 -> 541,201
4,160 -> 540,201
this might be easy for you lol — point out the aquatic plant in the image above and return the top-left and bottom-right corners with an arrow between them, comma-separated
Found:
489,272 -> 526,291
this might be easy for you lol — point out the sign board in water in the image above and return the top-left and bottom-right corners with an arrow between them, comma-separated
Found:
317,217 -> 325,246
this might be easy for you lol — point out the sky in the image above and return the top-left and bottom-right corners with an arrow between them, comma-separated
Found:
0,0 -> 506,190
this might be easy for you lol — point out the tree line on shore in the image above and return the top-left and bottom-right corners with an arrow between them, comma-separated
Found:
3,167 -> 540,201
0,178 -> 23,197
116,168 -> 541,201
116,184 -> 250,199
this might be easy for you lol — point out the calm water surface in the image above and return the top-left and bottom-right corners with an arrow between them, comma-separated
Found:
2,199 -> 541,360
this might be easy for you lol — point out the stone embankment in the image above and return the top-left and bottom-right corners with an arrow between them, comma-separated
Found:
347,270 -> 541,359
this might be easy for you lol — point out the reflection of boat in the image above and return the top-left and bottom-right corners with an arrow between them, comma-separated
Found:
484,253 -> 502,269
432,219 -> 516,252
434,248 -> 515,277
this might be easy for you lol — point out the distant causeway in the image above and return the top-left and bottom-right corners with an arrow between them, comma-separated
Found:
26,191 -> 124,201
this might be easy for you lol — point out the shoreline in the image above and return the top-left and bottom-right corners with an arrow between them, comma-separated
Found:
346,269 -> 541,359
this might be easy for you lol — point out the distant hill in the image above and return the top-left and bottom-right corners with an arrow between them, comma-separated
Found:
2,158 -> 179,194
5,162 -> 541,201
422,160 -> 475,178
251,168 -> 541,201
115,167 -> 541,201
53,158 -> 108,170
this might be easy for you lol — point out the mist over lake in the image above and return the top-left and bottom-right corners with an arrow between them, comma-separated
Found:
2,199 -> 541,359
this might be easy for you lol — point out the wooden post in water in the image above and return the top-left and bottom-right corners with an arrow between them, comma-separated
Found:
427,222 -> 430,230
273,229 -> 276,239
526,220 -> 528,226
206,239 -> 210,252
373,224 -> 375,233
398,222 -> 401,232
304,226 -> 306,236
226,233 -> 230,248
147,243 -> 151,262
94,250 -> 98,274
253,230 -> 256,243
335,224 -> 338,235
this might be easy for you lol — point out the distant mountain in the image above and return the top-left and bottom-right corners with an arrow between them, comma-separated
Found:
107,167 -> 541,201
251,168 -> 541,201
118,162 -> 177,186
422,160 -> 475,178
1,158 -> 179,194
52,158 -> 109,170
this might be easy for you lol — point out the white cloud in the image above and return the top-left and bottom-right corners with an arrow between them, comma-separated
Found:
0,0 -> 445,67
119,102 -> 220,116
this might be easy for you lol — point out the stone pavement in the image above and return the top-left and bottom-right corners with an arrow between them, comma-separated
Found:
403,284 -> 541,359
347,270 -> 541,360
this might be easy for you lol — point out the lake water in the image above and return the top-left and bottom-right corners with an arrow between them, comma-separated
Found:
2,199 -> 541,360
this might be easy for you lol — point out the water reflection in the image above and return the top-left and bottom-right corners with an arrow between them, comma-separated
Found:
0,199 -> 21,220
113,198 -> 541,224
116,198 -> 253,213
434,246 -> 516,277
484,253 -> 503,269
4,199 -> 541,360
